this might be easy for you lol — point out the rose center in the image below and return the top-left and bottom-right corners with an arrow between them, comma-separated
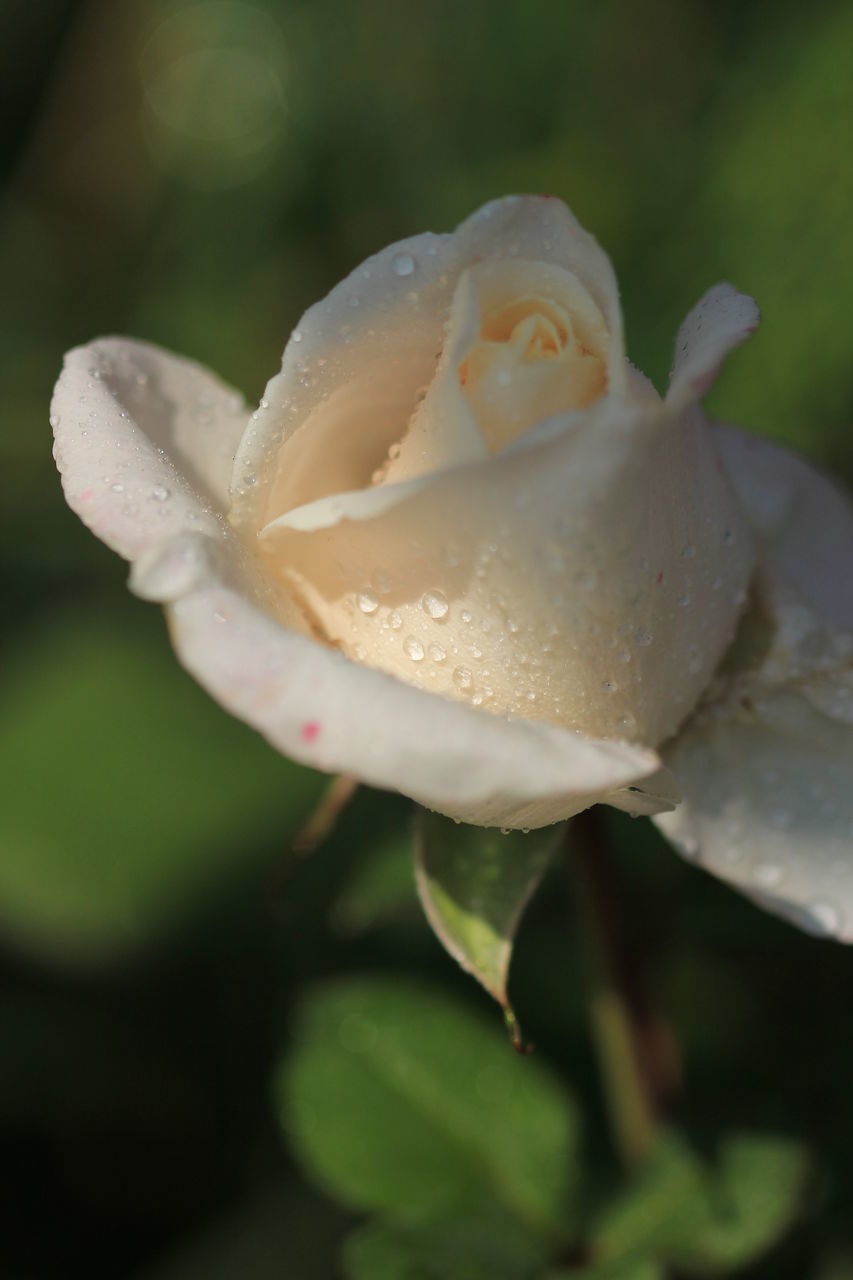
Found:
458,284 -> 608,455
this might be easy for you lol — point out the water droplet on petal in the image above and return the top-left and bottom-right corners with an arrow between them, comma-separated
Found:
151,485 -> 170,502
391,251 -> 415,277
357,591 -> 379,615
404,636 -> 425,661
428,642 -> 446,662
421,589 -> 449,620
453,666 -> 473,690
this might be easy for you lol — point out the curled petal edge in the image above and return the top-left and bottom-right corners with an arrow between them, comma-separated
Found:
162,566 -> 677,829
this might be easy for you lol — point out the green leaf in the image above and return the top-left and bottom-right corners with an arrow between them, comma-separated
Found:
342,1215 -> 550,1280
545,1264 -> 663,1280
593,1131 -> 710,1267
414,812 -> 560,1013
0,610 -> 325,957
672,1133 -> 812,1275
277,976 -> 580,1238
592,1130 -> 812,1276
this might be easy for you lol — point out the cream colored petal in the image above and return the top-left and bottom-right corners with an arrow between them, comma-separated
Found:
229,195 -> 625,532
714,425 -> 853,631
51,338 -> 249,560
667,284 -> 760,411
376,268 -> 489,485
259,396 -> 754,746
654,671 -> 853,941
382,258 -> 612,484
165,571 -> 672,828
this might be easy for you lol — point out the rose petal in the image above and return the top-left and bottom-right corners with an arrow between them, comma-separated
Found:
229,195 -> 625,531
667,284 -> 760,410
714,425 -> 853,631
654,674 -> 853,941
382,258 -> 612,484
260,395 -> 754,745
51,338 -> 249,560
656,428 -> 853,939
376,268 -> 489,485
165,567 -> 674,829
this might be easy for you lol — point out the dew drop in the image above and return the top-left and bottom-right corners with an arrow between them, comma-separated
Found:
404,636 -> 425,661
49,413 -> 60,428
151,485 -> 170,502
453,666 -> 473,690
634,630 -> 654,647
421,589 -> 449,620
357,591 -> 379,615
428,642 -> 447,662
391,251 -> 416,277
389,611 -> 403,630
291,329 -> 303,343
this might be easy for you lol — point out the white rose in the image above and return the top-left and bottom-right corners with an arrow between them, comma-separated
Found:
52,196 -> 853,939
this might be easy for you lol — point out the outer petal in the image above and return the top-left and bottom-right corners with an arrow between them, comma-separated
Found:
655,673 -> 853,940
163,562 -> 676,829
667,284 -> 760,412
229,195 -> 625,531
655,429 -> 853,939
714,424 -> 853,630
51,338 -> 250,560
259,396 -> 754,744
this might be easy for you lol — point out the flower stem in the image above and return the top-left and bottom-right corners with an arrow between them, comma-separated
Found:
569,809 -> 674,1171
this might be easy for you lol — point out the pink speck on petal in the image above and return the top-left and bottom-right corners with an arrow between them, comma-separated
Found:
300,721 -> 321,743
79,488 -> 94,502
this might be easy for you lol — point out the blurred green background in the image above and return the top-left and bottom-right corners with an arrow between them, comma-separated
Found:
2,1 -> 853,1276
